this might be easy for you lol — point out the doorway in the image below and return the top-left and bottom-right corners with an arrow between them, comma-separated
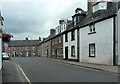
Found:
65,47 -> 68,60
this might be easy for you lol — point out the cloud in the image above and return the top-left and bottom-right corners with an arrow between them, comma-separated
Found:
1,0 -> 87,40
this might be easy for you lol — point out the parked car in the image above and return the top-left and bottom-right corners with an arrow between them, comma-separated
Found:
2,52 -> 9,60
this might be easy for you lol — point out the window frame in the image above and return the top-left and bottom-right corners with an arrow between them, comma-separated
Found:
88,23 -> 96,35
65,33 -> 68,42
71,30 -> 75,41
89,43 -> 95,57
71,45 -> 75,57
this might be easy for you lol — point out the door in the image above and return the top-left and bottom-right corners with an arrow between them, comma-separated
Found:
65,47 -> 68,60
55,49 -> 57,58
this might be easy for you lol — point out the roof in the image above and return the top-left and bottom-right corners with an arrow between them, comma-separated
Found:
65,2 -> 117,32
8,40 -> 41,47
79,2 -> 117,28
38,2 -> 118,46
118,1 -> 120,10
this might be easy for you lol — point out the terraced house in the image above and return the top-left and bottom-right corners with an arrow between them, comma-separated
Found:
5,0 -> 120,66
79,1 -> 118,65
38,19 -> 71,59
118,0 -> 120,65
0,10 -> 3,79
6,38 -> 41,57
63,0 -> 120,65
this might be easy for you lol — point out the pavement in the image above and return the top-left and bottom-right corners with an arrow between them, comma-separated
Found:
1,57 -> 119,83
2,60 -> 27,83
49,57 -> 119,74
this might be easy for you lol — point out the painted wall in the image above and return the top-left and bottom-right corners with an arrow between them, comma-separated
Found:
0,16 -> 2,70
0,38 -> 2,70
118,8 -> 120,65
63,30 -> 78,60
80,18 -> 114,65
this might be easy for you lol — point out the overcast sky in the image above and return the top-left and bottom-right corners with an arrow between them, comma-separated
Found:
0,0 -> 87,40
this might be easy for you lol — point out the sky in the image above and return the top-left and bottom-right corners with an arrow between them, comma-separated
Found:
0,0 -> 87,40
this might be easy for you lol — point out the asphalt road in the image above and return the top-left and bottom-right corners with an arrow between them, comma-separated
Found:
11,57 -> 118,82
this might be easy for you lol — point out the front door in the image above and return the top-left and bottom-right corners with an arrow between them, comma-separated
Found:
65,47 -> 68,60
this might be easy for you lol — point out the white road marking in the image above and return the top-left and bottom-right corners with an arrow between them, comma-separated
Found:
18,65 -> 32,84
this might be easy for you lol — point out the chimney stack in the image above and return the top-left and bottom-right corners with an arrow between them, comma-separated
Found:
50,29 -> 55,35
87,0 -> 96,15
59,20 -> 64,24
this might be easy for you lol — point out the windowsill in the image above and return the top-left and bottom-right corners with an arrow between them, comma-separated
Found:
71,55 -> 75,57
88,31 -> 96,35
71,39 -> 75,41
89,56 -> 95,58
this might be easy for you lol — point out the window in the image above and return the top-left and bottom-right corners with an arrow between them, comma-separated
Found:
26,47 -> 28,50
55,40 -> 57,44
65,33 -> 68,42
71,46 -> 75,57
14,47 -> 16,50
52,40 -> 54,45
33,47 -> 35,50
88,24 -> 96,35
89,43 -> 95,57
59,37 -> 61,43
73,17 -> 76,26
71,30 -> 75,41
93,1 -> 107,12
93,3 -> 99,12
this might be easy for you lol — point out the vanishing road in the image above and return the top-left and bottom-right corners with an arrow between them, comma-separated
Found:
12,57 -> 118,82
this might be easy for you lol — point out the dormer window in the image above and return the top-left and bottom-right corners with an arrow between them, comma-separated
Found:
88,23 -> 96,35
75,8 -> 82,14
93,1 -> 107,12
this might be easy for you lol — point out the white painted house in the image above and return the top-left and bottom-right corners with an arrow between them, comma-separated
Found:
63,8 -> 86,61
55,19 -> 71,35
0,11 -> 3,70
118,1 -> 120,65
79,1 -> 118,65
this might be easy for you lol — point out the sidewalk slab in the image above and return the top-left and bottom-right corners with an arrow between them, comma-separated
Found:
49,58 -> 119,74
2,60 -> 26,83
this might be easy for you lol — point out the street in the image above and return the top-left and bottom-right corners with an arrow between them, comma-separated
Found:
11,57 -> 118,82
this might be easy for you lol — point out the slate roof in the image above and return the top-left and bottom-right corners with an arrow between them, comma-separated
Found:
118,1 -> 120,9
63,2 -> 117,33
80,2 -> 117,27
8,40 -> 41,47
38,2 -> 118,45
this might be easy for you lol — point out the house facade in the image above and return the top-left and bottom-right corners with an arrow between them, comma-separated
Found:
118,1 -> 120,64
41,40 -> 52,57
39,19 -> 71,59
6,38 -> 41,57
63,8 -> 86,61
0,11 -> 3,71
38,29 -> 55,58
51,34 -> 63,59
55,19 -> 71,35
79,1 -> 118,65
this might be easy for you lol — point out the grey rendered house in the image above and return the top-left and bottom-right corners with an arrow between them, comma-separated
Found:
117,1 -> 120,65
38,29 -> 55,58
79,1 -> 119,65
51,32 -> 63,59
